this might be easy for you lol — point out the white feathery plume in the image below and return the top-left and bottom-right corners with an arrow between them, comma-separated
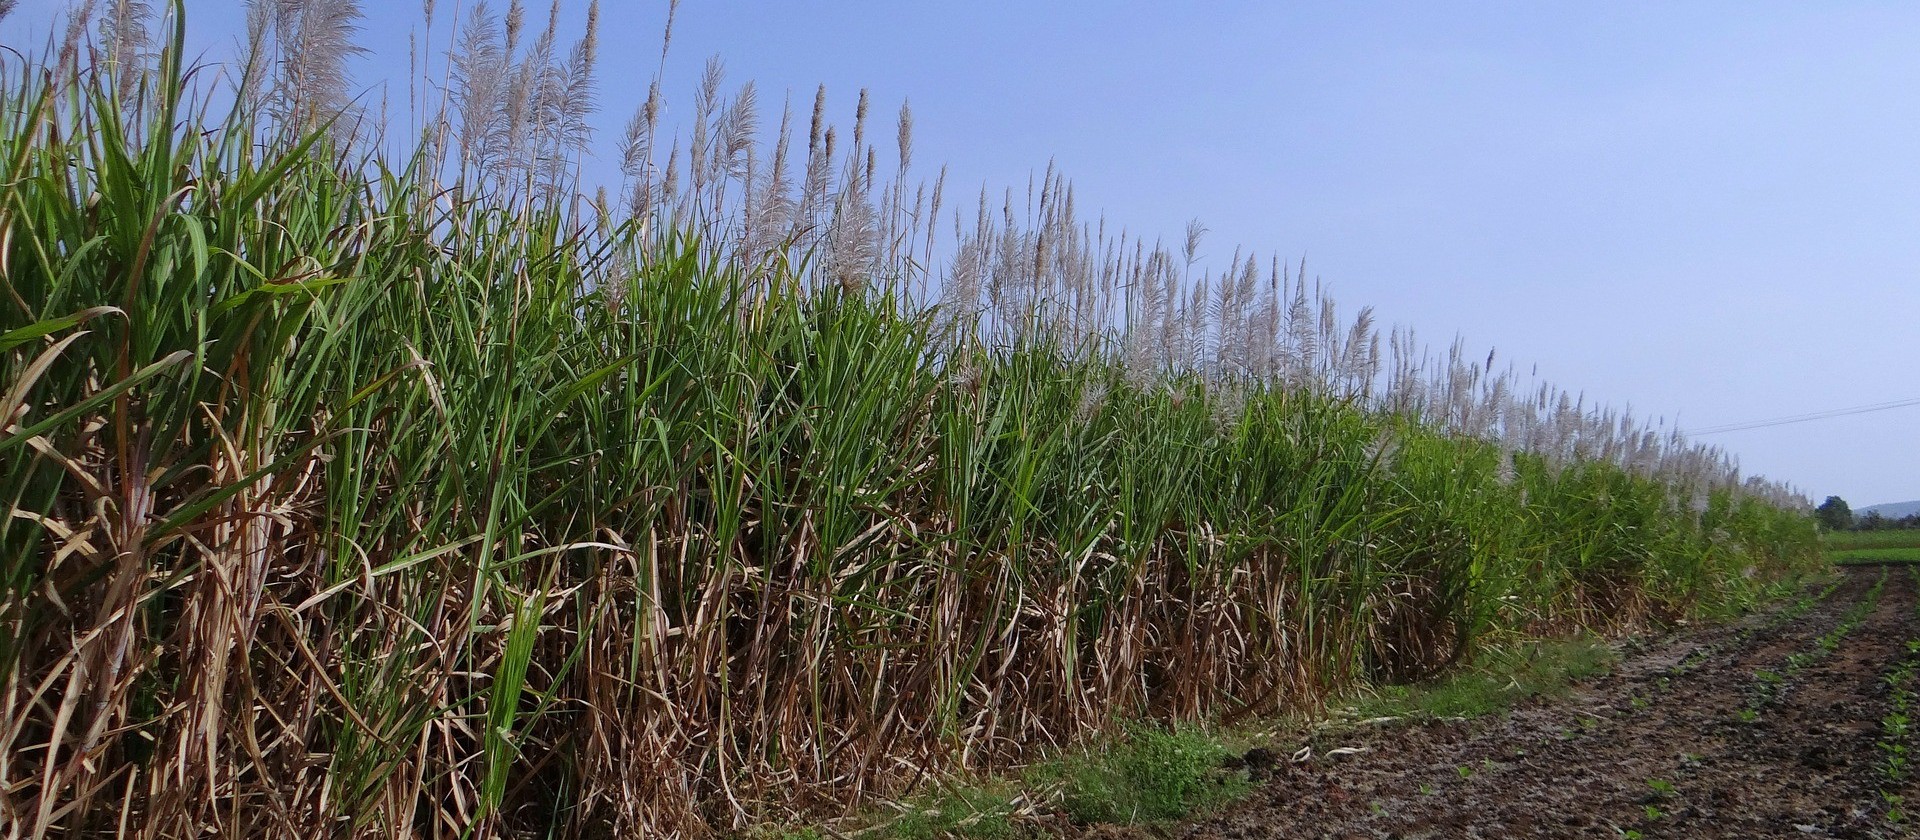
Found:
851,88 -> 870,158
744,101 -> 795,261
451,1 -> 506,173
101,0 -> 154,98
553,0 -> 601,159
688,56 -> 723,196
797,86 -> 832,233
1181,219 -> 1206,271
280,0 -> 369,133
896,100 -> 914,173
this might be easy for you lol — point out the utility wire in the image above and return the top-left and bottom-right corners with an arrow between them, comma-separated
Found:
1688,396 -> 1920,436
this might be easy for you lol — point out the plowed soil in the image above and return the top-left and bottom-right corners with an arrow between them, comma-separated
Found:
1165,566 -> 1920,839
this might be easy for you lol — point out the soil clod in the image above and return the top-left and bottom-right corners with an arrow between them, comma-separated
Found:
1171,567 -> 1919,839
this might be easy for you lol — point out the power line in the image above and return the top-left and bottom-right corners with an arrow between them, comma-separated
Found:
1688,396 -> 1920,436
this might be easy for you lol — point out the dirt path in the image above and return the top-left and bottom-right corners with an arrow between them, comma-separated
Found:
1174,566 -> 1919,839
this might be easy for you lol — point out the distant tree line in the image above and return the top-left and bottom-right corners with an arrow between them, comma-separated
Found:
1816,496 -> 1920,531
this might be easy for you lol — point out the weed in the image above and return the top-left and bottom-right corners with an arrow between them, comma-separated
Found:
759,831 -> 827,840
1036,725 -> 1250,827
878,786 -> 1025,840
1874,577 -> 1920,827
1739,570 -> 1887,724
1352,635 -> 1615,720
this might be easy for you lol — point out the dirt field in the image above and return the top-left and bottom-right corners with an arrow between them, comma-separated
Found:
1169,566 -> 1919,839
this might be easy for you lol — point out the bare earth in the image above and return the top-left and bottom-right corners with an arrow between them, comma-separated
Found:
1143,566 -> 1917,839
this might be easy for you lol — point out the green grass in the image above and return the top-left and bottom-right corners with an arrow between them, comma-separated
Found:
766,724 -> 1250,839
1349,634 -> 1617,720
1826,530 -> 1920,564
1036,725 -> 1254,828
1820,533 -> 1920,563
1832,547 -> 1920,565
868,783 -> 1031,840
1826,530 -> 1920,549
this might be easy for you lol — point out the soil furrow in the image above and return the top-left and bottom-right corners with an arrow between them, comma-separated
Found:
1168,567 -> 1916,839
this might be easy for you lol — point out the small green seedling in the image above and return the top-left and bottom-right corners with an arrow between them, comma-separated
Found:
1646,778 -> 1676,796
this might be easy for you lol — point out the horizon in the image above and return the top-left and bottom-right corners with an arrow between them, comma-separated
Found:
6,0 -> 1914,504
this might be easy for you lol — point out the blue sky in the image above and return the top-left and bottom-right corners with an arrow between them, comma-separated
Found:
9,1 -> 1919,506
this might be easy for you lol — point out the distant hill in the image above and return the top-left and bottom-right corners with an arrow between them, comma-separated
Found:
1860,500 -> 1920,519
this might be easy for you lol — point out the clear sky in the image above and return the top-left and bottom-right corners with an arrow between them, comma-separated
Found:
9,1 -> 1918,506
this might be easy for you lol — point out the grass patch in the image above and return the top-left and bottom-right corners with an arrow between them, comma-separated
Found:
1350,634 -> 1616,720
1820,533 -> 1912,552
744,780 -> 1033,840
1824,529 -> 1920,563
1831,546 -> 1920,565
1825,531 -> 1920,551
1034,725 -> 1253,827
869,782 -> 1030,840
781,724 -> 1254,839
